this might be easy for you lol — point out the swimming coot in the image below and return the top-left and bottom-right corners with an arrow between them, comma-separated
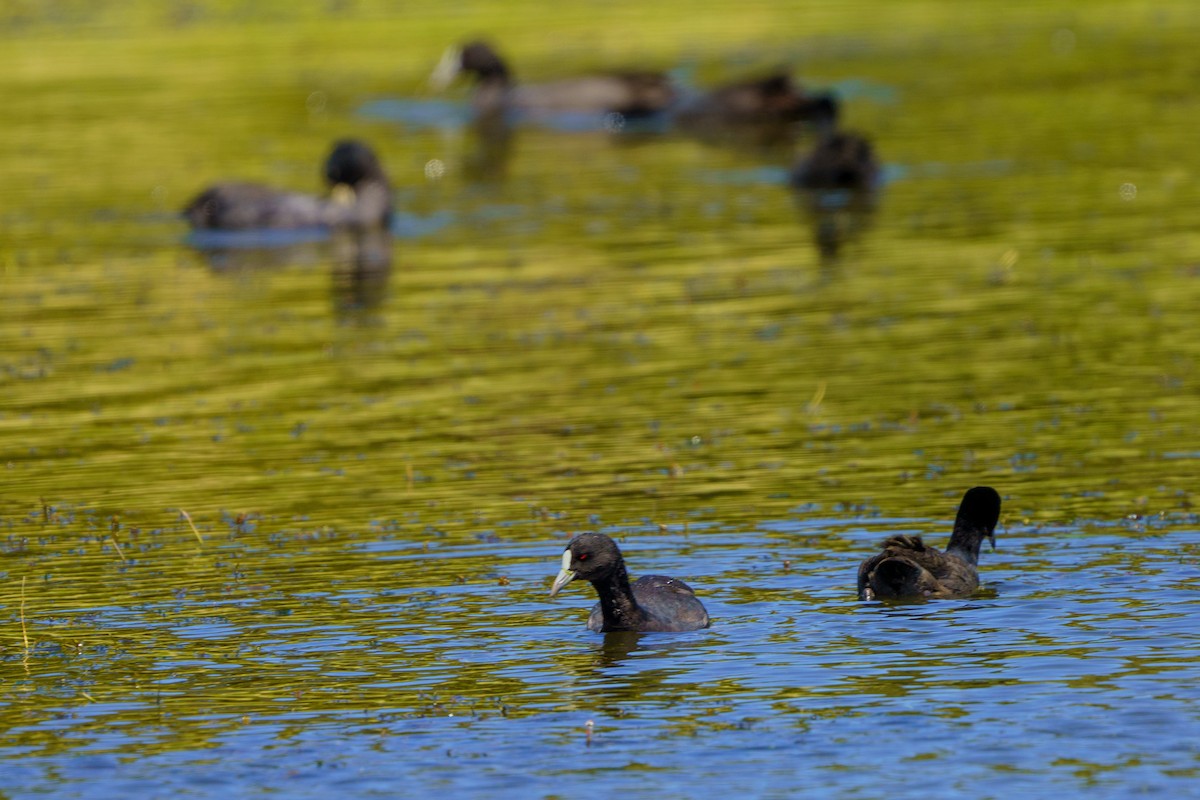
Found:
670,72 -> 838,149
183,139 -> 392,230
678,72 -> 838,126
791,131 -> 879,192
549,532 -> 710,632
431,40 -> 677,118
857,486 -> 1002,601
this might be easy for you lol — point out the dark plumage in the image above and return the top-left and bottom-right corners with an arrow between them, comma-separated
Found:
183,140 -> 392,230
678,72 -> 838,127
857,486 -> 1002,601
431,40 -> 677,118
791,131 -> 879,192
669,72 -> 837,150
549,532 -> 710,632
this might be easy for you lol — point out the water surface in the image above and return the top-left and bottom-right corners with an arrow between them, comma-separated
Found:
3,1 -> 1200,797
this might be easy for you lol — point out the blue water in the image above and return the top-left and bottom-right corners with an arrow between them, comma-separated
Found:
4,514 -> 1198,798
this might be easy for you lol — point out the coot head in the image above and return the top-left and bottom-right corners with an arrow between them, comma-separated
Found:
460,41 -> 510,81
324,139 -> 387,187
550,531 -> 621,595
431,40 -> 511,89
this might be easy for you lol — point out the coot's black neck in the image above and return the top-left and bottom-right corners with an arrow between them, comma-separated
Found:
591,561 -> 647,631
471,60 -> 511,88
946,525 -> 986,565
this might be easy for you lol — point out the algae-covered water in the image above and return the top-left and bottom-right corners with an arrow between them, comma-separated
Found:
3,2 -> 1200,797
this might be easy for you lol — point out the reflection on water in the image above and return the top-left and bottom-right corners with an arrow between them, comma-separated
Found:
794,186 -> 879,266
359,95 -> 631,135
184,223 -> 395,318
331,228 -> 393,319
184,226 -> 334,269
592,630 -> 646,668
362,79 -> 879,265
463,111 -> 516,184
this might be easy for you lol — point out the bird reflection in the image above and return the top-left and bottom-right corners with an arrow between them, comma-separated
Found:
185,231 -> 329,271
793,188 -> 879,268
462,109 -> 516,184
563,631 -> 711,707
330,227 -> 393,321
790,131 -> 881,267
592,631 -> 645,668
183,224 -> 393,320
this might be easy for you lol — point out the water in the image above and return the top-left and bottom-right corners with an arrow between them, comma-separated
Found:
4,1 -> 1200,797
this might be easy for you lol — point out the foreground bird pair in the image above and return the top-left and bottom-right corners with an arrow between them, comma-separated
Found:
550,486 -> 1002,632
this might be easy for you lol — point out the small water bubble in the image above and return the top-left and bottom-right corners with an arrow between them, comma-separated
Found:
1052,28 -> 1076,55
602,112 -> 626,133
1119,182 -> 1137,201
424,159 -> 446,180
306,91 -> 327,114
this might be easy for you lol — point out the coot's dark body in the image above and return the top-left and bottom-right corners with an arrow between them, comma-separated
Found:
433,40 -> 677,118
791,131 -> 879,192
183,140 -> 391,230
678,72 -> 837,126
857,486 -> 1002,601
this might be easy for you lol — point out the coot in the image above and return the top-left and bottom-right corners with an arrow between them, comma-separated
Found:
549,532 -> 710,632
791,131 -> 879,192
677,72 -> 838,127
857,486 -> 1002,600
431,40 -> 676,119
183,140 -> 392,230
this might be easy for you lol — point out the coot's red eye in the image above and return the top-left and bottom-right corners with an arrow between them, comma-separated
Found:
579,553 -> 589,561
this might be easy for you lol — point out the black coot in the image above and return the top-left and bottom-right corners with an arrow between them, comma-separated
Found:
671,72 -> 838,149
791,131 -> 879,192
183,139 -> 392,230
857,486 -> 1002,600
676,72 -> 838,128
431,40 -> 676,119
549,532 -> 710,632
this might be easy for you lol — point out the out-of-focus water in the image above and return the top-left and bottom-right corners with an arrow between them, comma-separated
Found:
3,2 -> 1200,797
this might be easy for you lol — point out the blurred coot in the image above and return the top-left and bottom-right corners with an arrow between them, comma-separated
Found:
791,131 -> 879,192
183,139 -> 392,230
431,40 -> 676,119
678,72 -> 838,126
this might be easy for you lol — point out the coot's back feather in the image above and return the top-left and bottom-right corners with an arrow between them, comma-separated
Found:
857,487 -> 1001,601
